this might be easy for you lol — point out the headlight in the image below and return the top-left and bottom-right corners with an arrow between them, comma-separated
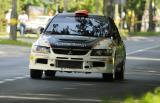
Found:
91,49 -> 112,56
32,45 -> 50,54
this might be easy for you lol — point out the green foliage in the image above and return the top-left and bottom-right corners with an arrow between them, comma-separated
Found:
67,0 -> 103,14
0,0 -> 99,18
17,0 -> 103,15
157,0 -> 160,8
124,87 -> 160,103
67,0 -> 91,12
119,29 -> 128,39
0,0 -> 12,32
127,0 -> 145,12
16,0 -> 103,14
23,0 -> 44,6
125,0 -> 146,32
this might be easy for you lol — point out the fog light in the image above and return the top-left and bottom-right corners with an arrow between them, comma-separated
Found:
50,64 -> 55,66
85,66 -> 90,69
107,58 -> 113,64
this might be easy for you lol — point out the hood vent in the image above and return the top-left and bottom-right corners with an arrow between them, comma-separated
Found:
59,39 -> 87,43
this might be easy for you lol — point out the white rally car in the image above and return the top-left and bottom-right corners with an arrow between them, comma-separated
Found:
29,10 -> 126,80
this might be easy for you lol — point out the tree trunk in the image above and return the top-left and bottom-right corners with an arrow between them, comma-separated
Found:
96,0 -> 99,14
136,14 -> 143,32
148,0 -> 155,31
103,0 -> 114,18
10,0 -> 17,40
63,0 -> 68,12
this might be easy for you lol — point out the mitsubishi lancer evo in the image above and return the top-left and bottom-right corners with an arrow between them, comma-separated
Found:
29,10 -> 126,80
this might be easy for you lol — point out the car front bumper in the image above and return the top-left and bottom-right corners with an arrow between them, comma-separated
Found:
29,53 -> 114,73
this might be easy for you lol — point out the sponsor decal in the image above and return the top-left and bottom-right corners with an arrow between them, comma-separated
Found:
55,42 -> 87,47
68,50 -> 72,55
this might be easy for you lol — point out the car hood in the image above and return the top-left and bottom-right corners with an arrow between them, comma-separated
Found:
41,35 -> 107,49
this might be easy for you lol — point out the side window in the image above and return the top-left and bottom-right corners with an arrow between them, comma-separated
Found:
109,18 -> 122,44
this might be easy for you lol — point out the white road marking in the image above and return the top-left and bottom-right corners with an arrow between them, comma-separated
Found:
78,83 -> 95,86
23,93 -> 63,97
148,70 -> 157,73
127,45 -> 160,55
63,87 -> 77,90
0,51 -> 5,54
143,50 -> 160,53
0,95 -> 101,102
0,81 -> 5,84
126,36 -> 148,41
127,56 -> 160,61
0,75 -> 29,84
126,69 -> 160,73
4,79 -> 17,82
14,77 -> 26,79
125,72 -> 160,76
0,95 -> 57,100
14,75 -> 29,79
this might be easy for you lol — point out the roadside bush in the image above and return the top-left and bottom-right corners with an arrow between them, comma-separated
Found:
124,87 -> 160,103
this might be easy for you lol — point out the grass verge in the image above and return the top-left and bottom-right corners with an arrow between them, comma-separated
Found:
124,87 -> 160,103
18,33 -> 38,39
0,32 -> 38,39
128,32 -> 160,36
0,39 -> 32,47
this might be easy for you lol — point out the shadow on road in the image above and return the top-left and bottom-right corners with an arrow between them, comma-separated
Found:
44,76 -> 112,82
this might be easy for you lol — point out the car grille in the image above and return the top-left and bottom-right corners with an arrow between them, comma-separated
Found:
56,60 -> 83,69
52,49 -> 89,55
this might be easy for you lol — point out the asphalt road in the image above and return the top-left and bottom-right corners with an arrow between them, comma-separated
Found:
0,36 -> 160,103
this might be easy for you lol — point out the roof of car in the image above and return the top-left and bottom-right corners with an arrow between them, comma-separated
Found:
56,12 -> 105,17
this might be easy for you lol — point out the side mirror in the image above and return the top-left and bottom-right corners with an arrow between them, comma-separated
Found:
37,27 -> 44,34
40,28 -> 44,34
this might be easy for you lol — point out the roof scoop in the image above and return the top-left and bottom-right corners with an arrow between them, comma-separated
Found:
75,10 -> 89,17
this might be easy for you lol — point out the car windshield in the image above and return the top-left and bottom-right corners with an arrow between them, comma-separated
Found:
44,15 -> 110,37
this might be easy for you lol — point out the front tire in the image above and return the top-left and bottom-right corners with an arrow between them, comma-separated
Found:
102,73 -> 113,80
114,62 -> 125,80
30,69 -> 43,79
45,70 -> 56,78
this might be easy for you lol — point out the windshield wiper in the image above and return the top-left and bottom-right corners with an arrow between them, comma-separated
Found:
44,31 -> 53,34
45,31 -> 61,35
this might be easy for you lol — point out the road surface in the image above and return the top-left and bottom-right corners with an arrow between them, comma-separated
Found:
0,36 -> 160,103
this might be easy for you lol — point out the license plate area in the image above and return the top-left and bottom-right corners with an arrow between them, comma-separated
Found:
56,60 -> 83,69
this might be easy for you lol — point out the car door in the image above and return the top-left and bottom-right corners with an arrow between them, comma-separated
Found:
109,18 -> 125,66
